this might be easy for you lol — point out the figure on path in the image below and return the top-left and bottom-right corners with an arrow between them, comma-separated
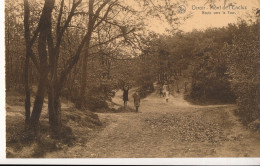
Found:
123,85 -> 129,107
165,90 -> 169,102
133,90 -> 141,112
162,83 -> 168,97
159,83 -> 163,97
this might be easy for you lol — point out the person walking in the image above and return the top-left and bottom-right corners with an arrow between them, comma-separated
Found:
162,83 -> 168,97
123,85 -> 129,107
133,90 -> 141,112
165,90 -> 169,102
159,84 -> 163,97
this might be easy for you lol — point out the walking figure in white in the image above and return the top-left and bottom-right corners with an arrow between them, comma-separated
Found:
165,90 -> 169,102
162,83 -> 168,97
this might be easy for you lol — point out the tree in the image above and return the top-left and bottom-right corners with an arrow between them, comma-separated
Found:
226,21 -> 260,123
23,0 -> 56,133
6,0 -> 25,91
22,0 -> 141,135
23,0 -> 97,135
78,0 -> 113,108
77,0 -> 140,108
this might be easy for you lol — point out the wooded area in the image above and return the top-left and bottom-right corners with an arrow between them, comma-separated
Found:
5,0 -> 260,158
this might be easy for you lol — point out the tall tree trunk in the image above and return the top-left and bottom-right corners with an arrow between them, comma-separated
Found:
77,0 -> 112,108
29,70 -> 48,133
24,0 -> 31,129
24,54 -> 31,128
6,11 -> 10,91
78,1 -> 94,108
79,50 -> 89,108
29,0 -> 55,133
48,81 -> 62,137
176,80 -> 180,93
107,60 -> 111,79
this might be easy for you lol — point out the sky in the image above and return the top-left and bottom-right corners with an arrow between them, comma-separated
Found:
145,0 -> 260,33
181,0 -> 259,31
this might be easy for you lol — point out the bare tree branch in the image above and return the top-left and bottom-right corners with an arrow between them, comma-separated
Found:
74,11 -> 122,28
60,32 -> 89,85
29,27 -> 39,47
89,28 -> 136,49
56,0 -> 82,49
56,0 -> 64,36
94,4 -> 113,29
24,0 -> 39,71
94,0 -> 111,19
94,0 -> 119,29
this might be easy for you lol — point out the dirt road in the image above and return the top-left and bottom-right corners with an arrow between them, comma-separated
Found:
46,89 -> 260,158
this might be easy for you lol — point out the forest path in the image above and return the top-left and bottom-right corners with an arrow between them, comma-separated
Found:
45,87 -> 260,158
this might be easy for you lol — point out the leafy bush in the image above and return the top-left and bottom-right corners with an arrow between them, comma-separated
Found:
226,22 -> 260,123
188,52 -> 236,104
137,75 -> 155,98
84,79 -> 116,111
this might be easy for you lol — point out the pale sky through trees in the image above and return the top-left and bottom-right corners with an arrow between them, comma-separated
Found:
143,0 -> 259,34
180,0 -> 259,32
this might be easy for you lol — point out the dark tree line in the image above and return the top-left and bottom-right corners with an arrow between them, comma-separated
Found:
6,0 -> 259,139
136,14 -> 260,124
6,0 -> 188,138
6,0 -> 142,137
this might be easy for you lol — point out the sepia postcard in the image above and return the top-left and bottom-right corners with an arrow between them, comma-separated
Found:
1,0 -> 260,165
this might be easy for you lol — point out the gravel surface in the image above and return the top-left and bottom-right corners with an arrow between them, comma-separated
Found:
45,91 -> 260,158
